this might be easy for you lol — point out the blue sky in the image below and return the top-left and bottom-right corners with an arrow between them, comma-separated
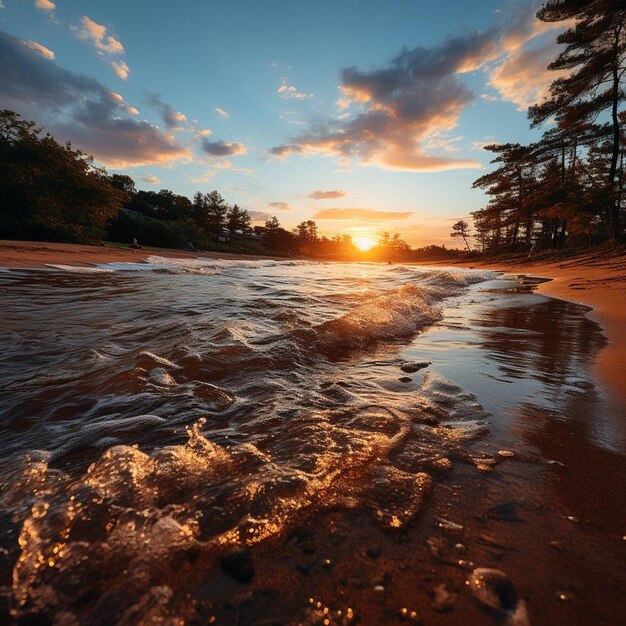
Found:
0,0 -> 564,246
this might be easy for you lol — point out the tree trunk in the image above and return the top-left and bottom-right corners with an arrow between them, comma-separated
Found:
609,33 -> 622,239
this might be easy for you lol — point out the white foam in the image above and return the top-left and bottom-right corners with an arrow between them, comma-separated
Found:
46,264 -> 114,273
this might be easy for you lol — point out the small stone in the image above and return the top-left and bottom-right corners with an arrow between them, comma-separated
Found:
566,516 -> 579,524
497,450 -> 515,458
148,368 -> 176,386
401,362 -> 431,373
438,519 -> 464,533
454,543 -> 466,553
467,568 -> 529,625
221,549 -> 254,583
399,376 -> 413,383
373,585 -> 385,593
476,463 -> 493,473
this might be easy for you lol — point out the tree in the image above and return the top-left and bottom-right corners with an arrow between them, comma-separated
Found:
202,190 -> 228,236
260,216 -> 295,253
472,143 -> 537,251
530,0 -> 626,239
110,174 -> 137,196
0,110 -> 126,241
226,204 -> 252,240
451,220 -> 472,252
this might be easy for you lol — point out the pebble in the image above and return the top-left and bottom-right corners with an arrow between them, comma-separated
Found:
497,450 -> 515,458
466,568 -> 529,626
438,519 -> 464,533
401,362 -> 431,373
148,367 -> 176,386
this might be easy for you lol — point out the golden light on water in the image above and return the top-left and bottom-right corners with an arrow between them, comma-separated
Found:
353,237 -> 376,251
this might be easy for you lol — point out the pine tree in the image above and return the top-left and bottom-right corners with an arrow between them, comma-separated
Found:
203,190 -> 228,236
530,0 -> 626,238
450,220 -> 472,252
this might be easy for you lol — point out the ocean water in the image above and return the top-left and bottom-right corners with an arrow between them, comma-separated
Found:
0,259 -> 623,625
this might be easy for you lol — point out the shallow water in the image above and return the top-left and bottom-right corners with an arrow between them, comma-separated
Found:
0,259 -> 624,625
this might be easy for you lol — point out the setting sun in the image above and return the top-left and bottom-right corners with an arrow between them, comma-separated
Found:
353,237 -> 376,251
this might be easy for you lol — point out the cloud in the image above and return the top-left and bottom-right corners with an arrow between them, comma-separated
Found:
148,93 -> 187,129
23,39 -> 55,60
249,211 -> 273,222
480,93 -> 498,102
312,209 -> 413,221
423,133 -> 463,153
268,201 -> 290,210
269,2 -> 560,172
201,138 -> 247,156
111,60 -> 129,80
189,171 -> 217,184
308,190 -> 346,200
71,16 -> 125,55
0,30 -> 190,168
488,38 -> 568,110
214,107 -> 229,118
277,78 -> 313,101
197,128 -> 213,136
35,0 -> 55,11
140,175 -> 160,185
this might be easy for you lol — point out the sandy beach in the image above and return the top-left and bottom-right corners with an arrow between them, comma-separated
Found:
0,239 -> 281,269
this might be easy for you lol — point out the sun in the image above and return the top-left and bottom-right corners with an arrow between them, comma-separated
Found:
353,236 -> 376,252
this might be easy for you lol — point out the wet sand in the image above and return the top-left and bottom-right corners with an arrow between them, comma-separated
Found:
0,239 -> 282,269
444,249 -> 626,412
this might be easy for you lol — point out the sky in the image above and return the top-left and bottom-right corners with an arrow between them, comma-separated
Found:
0,0 -> 566,247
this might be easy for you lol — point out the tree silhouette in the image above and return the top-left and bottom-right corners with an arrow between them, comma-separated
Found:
451,220 -> 472,252
530,0 -> 626,238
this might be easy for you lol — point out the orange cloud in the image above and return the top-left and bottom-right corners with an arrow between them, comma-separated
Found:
35,0 -> 55,11
268,201 -> 290,210
312,209 -> 413,221
308,190 -> 346,200
71,16 -> 125,55
489,40 -> 569,110
270,2 -> 564,172
23,39 -> 54,60
111,60 -> 129,80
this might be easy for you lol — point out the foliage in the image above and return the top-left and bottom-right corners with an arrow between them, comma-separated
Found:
0,110 -> 127,241
471,1 -> 626,252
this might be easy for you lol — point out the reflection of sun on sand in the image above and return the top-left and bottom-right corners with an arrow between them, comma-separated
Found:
353,236 -> 376,251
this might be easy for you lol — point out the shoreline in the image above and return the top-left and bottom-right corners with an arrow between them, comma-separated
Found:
444,253 -> 626,412
0,239 -> 284,269
2,239 -> 624,409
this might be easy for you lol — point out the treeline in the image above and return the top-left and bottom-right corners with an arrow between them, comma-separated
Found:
0,108 -> 465,261
470,0 -> 626,253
